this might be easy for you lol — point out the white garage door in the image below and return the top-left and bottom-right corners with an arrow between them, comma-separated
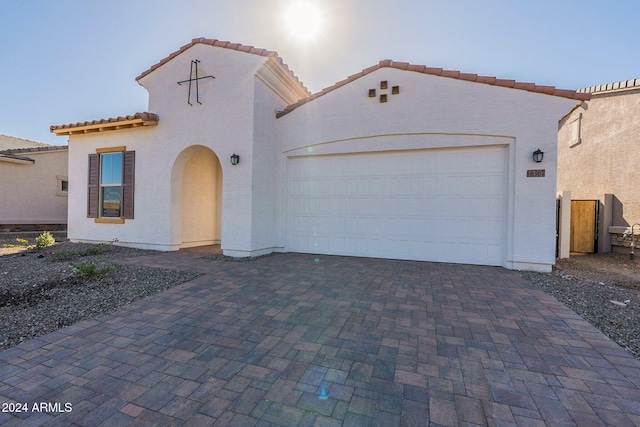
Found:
286,145 -> 507,266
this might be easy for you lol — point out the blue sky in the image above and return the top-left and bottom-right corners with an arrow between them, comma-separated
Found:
1,0 -> 638,145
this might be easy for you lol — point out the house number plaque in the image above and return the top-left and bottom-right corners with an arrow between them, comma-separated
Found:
526,169 -> 545,178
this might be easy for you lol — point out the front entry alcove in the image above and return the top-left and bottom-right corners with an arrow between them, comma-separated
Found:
170,145 -> 223,249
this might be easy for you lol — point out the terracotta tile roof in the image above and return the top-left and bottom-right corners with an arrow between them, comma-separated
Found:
578,78 -> 640,94
276,60 -> 591,118
0,145 -> 68,155
135,37 -> 309,94
0,145 -> 68,164
50,112 -> 159,135
0,134 -> 51,151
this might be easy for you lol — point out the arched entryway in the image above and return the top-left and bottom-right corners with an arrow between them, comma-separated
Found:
170,145 -> 223,249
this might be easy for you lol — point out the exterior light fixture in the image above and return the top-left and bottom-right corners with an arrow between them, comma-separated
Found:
230,153 -> 240,165
532,148 -> 544,163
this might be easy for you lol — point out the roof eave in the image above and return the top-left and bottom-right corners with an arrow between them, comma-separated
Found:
51,113 -> 159,136
0,154 -> 35,164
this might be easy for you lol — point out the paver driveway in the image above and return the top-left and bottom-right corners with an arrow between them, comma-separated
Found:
1,252 -> 640,426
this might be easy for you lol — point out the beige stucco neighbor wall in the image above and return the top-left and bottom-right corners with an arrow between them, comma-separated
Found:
558,81 -> 640,252
0,148 -> 68,229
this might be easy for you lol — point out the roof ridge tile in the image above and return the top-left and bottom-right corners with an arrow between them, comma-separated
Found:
1,145 -> 68,155
276,60 -> 590,118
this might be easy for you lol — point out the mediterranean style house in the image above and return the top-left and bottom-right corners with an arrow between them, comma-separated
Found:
558,78 -> 640,254
0,135 -> 68,232
51,37 -> 588,272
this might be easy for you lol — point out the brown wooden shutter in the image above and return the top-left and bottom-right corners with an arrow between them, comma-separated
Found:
87,154 -> 99,218
122,151 -> 135,219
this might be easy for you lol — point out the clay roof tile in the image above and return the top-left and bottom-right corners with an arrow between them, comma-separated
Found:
424,67 -> 443,75
475,76 -> 496,84
513,82 -> 536,91
50,112 -> 159,134
407,64 -> 426,72
440,70 -> 460,78
391,61 -> 410,70
535,85 -> 556,95
494,79 -> 516,88
458,72 -> 478,81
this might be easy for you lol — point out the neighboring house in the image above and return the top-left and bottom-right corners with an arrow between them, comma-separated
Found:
51,37 -> 587,272
558,78 -> 640,254
0,135 -> 69,232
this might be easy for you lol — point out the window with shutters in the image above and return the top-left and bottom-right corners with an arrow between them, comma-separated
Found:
100,152 -> 123,217
88,147 -> 134,222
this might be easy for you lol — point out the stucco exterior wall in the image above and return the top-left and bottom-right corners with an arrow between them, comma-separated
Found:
141,44 -> 264,253
558,88 -> 640,227
67,45 -> 265,250
67,128 -> 169,248
0,149 -> 68,227
66,43 -> 305,254
249,78 -> 289,254
277,68 -> 578,271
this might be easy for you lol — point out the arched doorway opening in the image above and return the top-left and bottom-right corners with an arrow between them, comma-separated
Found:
171,145 -> 223,249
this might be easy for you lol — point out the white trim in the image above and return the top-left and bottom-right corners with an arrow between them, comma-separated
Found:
56,175 -> 68,197
505,261 -> 552,273
223,247 -> 278,258
0,155 -> 34,165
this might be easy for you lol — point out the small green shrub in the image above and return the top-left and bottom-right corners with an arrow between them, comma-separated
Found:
83,244 -> 106,256
35,231 -> 55,249
72,261 -> 115,278
51,250 -> 77,261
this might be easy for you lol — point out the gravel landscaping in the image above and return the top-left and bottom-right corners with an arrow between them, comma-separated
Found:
1,233 -> 639,360
0,234 -> 199,350
520,252 -> 640,359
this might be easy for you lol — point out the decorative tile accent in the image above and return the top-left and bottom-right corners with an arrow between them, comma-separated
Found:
367,81 -> 399,103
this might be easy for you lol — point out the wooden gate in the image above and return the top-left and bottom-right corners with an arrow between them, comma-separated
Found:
570,200 -> 598,253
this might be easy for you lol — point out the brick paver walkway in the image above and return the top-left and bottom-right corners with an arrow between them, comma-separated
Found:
1,252 -> 640,426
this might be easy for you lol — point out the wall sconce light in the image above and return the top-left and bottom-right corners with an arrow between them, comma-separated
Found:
532,148 -> 544,163
230,153 -> 240,165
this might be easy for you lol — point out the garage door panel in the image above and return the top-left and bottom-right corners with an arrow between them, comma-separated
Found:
287,146 -> 507,266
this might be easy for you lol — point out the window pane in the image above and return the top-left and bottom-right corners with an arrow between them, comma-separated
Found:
61,180 -> 68,192
101,153 -> 123,185
101,186 -> 122,217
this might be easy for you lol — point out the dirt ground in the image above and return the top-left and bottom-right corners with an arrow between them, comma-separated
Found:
0,232 -> 68,256
555,251 -> 640,290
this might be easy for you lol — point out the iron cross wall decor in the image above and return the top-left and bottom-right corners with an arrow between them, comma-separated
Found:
177,60 -> 215,106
